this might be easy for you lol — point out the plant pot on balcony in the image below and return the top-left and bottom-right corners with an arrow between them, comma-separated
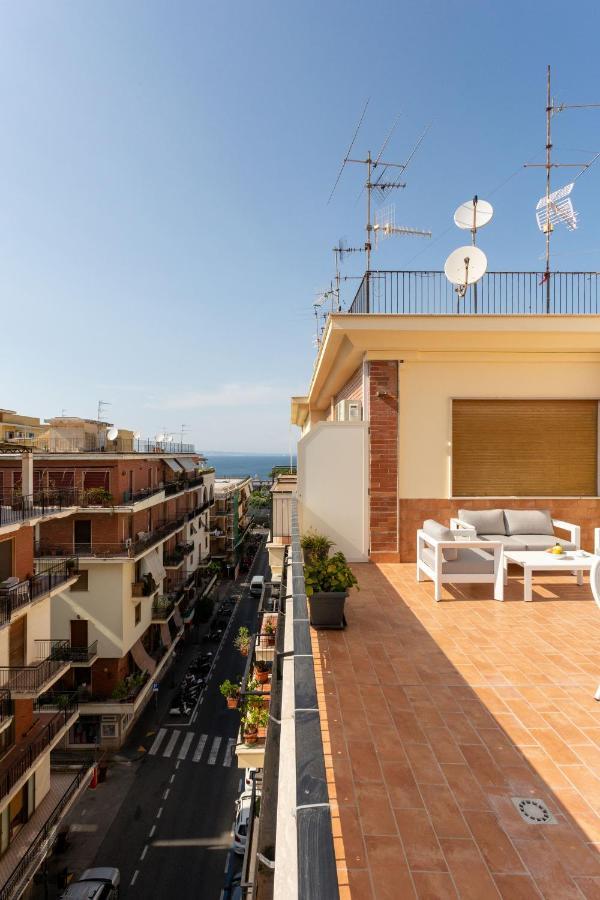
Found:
226,695 -> 239,710
132,582 -> 145,598
307,591 -> 347,629
243,725 -> 258,745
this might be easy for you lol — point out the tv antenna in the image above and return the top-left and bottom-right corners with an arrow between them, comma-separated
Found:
328,104 -> 431,270
97,400 -> 111,422
373,205 -> 431,249
524,65 -> 600,311
179,424 -> 190,446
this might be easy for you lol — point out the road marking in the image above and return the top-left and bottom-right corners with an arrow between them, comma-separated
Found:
175,760 -> 181,770
208,736 -> 222,765
222,738 -> 236,767
178,731 -> 194,760
157,807 -> 163,819
163,788 -> 170,800
140,845 -> 148,861
238,778 -> 243,792
223,851 -> 231,873
149,825 -> 156,838
163,730 -> 180,758
193,734 -> 208,762
130,871 -> 139,887
169,774 -> 175,784
149,727 -> 167,756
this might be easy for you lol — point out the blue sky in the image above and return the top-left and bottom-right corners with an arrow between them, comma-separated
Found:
2,2 -> 600,451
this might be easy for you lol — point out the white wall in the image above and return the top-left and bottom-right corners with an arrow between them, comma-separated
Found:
399,359 -> 600,498
34,754 -> 51,807
24,601 -> 51,664
297,421 -> 368,561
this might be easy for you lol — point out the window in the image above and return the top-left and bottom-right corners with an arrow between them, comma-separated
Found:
452,399 -> 598,497
83,470 -> 110,491
70,570 -> 89,592
134,603 -> 141,626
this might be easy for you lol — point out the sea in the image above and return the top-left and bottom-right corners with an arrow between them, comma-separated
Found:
203,453 -> 296,481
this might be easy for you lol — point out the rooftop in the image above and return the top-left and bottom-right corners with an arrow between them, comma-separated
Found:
315,561 -> 600,899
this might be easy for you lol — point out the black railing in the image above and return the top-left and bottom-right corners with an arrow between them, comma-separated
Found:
152,597 -> 175,620
122,484 -> 164,504
35,516 -> 186,559
0,560 -> 78,626
0,697 -> 78,804
0,643 -> 71,694
0,489 -> 77,528
164,481 -> 185,497
348,270 -> 600,315
37,641 -> 98,663
0,690 -> 11,723
0,764 -> 89,900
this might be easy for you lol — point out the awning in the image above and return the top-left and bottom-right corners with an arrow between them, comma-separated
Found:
160,622 -> 172,646
130,639 -> 157,675
141,549 -> 166,585
176,458 -> 196,473
164,458 -> 184,474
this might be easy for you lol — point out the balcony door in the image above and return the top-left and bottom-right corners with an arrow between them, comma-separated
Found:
0,540 -> 12,582
70,619 -> 88,649
74,520 -> 92,555
9,617 -> 26,667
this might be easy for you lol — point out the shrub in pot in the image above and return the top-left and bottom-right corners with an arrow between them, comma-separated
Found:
219,679 -> 241,709
243,705 -> 269,745
234,626 -> 250,656
304,552 -> 359,629
253,660 -> 270,684
263,620 -> 275,647
300,530 -> 334,565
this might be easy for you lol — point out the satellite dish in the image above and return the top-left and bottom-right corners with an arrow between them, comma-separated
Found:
165,434 -> 173,442
156,433 -> 165,442
133,431 -> 141,440
444,246 -> 488,297
106,427 -> 118,441
454,198 -> 494,231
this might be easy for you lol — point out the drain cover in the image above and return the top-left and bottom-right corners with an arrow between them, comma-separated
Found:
511,797 -> 557,825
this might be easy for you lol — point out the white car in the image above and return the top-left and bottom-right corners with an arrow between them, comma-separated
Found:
233,789 -> 261,856
244,767 -> 260,791
249,575 -> 264,597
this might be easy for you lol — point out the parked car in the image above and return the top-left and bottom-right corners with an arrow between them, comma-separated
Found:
249,575 -> 264,597
60,867 -> 120,900
244,766 -> 260,791
233,789 -> 261,856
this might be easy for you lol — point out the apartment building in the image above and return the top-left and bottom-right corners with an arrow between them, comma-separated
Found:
0,454 -> 91,896
210,477 -> 253,574
0,417 -> 214,749
292,271 -> 600,563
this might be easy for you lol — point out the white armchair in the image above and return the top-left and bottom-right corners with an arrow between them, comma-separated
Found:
417,520 -> 504,602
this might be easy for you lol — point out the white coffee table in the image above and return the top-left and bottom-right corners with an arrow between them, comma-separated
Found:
503,550 -> 596,602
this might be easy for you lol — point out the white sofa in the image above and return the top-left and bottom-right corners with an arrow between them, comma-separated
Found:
450,508 -> 580,552
417,519 -> 504,602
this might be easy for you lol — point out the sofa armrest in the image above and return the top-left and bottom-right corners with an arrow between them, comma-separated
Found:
450,517 -> 476,532
552,518 -> 581,549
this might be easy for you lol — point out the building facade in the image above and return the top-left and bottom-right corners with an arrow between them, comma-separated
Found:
210,477 -> 253,575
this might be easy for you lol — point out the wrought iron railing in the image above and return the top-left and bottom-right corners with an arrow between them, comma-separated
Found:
0,764 -> 90,900
0,643 -> 71,694
0,560 -> 78,626
348,270 -> 600,315
152,597 -> 176,620
0,489 -> 77,528
35,641 -> 98,663
122,484 -> 164,504
35,516 -> 186,559
0,697 -> 78,804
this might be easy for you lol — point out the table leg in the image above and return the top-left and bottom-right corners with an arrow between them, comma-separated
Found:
577,568 -> 583,586
524,567 -> 533,602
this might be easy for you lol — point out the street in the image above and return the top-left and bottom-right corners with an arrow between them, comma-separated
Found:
63,538 -> 269,899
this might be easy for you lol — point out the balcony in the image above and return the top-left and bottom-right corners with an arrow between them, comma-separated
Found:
151,596 -> 176,622
36,639 -> 99,666
0,489 -> 77,532
0,695 -> 78,805
0,642 -> 73,697
0,765 -> 92,900
164,542 -> 194,568
0,559 -> 79,625
35,516 -> 186,559
348,269 -> 600,315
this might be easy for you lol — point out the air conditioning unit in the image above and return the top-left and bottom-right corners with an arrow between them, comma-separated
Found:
125,538 -> 133,549
336,400 -> 363,422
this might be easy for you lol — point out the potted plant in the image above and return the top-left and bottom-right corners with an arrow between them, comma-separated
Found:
234,626 -> 250,657
242,705 -> 269,745
220,679 -> 241,709
304,551 -> 359,629
301,530 -> 334,565
253,660 -> 270,684
263,620 -> 276,647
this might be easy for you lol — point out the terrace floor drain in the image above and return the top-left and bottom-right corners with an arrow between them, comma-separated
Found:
511,797 -> 557,825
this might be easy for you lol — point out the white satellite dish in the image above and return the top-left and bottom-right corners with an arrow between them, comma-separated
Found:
156,433 -> 165,442
165,434 -> 173,442
106,427 -> 118,441
444,246 -> 488,297
454,198 -> 493,231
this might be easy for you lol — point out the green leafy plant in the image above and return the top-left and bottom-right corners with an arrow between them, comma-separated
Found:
219,679 -> 240,700
301,530 -> 334,564
243,704 -> 270,730
254,660 -> 269,673
84,487 -> 113,507
111,680 -> 129,700
304,552 -> 359,597
234,626 -> 250,655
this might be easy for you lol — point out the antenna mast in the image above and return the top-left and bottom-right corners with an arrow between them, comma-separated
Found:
97,400 -> 111,422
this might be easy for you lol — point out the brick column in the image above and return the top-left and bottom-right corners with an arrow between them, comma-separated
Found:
368,361 -> 399,561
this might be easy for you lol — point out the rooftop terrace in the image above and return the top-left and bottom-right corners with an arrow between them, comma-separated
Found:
315,562 -> 600,899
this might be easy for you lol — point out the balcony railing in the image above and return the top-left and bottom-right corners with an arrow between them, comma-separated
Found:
0,764 -> 90,900
0,642 -> 71,694
122,484 -> 164,504
35,516 -> 186,559
348,270 -> 600,315
0,559 -> 78,625
0,696 -> 78,804
152,597 -> 176,620
0,489 -> 77,528
36,640 -> 98,664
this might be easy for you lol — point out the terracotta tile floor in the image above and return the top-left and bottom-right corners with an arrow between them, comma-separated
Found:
312,564 -> 600,900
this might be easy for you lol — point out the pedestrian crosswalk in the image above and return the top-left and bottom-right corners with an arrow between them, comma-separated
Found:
148,729 -> 237,767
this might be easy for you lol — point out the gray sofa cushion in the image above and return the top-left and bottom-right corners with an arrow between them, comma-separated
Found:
518,534 -> 576,552
458,508 -> 506,535
504,508 -> 554,536
421,546 -> 495,575
422,519 -> 458,560
480,534 -> 527,551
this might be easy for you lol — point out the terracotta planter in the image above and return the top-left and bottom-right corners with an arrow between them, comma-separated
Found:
226,695 -> 239,709
239,646 -> 249,657
308,591 -> 347,629
254,669 -> 269,684
264,632 -> 275,647
244,727 -> 258,745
